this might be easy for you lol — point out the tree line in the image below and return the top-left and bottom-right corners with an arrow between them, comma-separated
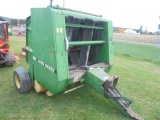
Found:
10,19 -> 26,27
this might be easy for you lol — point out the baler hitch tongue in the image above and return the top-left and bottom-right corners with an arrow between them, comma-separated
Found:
104,76 -> 144,120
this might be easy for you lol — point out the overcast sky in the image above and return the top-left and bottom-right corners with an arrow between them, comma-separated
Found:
0,0 -> 159,32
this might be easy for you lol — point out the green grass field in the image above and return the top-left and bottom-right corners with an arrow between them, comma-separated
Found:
115,41 -> 160,62
0,36 -> 160,120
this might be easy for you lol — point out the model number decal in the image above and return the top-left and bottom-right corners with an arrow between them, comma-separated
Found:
33,56 -> 56,73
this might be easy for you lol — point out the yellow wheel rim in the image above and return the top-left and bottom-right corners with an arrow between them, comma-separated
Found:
15,74 -> 21,89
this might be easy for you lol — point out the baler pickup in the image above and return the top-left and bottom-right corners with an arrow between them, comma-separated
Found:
13,1 -> 143,119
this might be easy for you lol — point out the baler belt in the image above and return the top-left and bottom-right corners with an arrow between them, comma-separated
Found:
67,17 -> 81,64
78,19 -> 94,66
94,21 -> 103,63
66,16 -> 74,41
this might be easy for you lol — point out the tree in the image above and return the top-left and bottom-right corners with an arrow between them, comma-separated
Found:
10,19 -> 18,27
10,19 -> 26,27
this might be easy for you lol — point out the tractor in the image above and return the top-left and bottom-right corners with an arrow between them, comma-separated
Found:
0,20 -> 14,67
13,1 -> 143,119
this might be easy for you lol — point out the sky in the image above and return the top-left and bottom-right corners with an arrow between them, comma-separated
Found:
0,0 -> 159,32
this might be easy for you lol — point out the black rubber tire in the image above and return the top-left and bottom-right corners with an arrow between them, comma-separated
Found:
13,67 -> 32,93
4,52 -> 14,67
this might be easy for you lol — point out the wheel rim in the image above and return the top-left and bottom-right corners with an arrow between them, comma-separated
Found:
15,74 -> 21,89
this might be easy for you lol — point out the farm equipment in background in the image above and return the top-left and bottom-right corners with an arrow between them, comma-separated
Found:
13,24 -> 26,36
0,20 -> 14,67
8,28 -> 13,36
13,1 -> 143,119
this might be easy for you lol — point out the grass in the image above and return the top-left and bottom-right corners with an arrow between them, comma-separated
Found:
0,36 -> 160,120
115,41 -> 160,62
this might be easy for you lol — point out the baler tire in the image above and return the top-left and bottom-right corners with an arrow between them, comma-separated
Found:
14,67 -> 32,93
34,80 -> 46,93
4,52 -> 14,67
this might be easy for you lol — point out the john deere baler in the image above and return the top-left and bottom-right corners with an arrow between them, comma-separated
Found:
13,1 -> 143,119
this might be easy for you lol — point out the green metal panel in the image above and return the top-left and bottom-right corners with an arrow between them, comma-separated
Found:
66,24 -> 103,29
55,9 -> 107,22
99,21 -> 114,72
52,8 -> 69,92
85,68 -> 109,93
29,64 -> 34,82
26,17 -> 33,64
30,8 -> 58,94
27,8 -> 69,94
69,41 -> 105,46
